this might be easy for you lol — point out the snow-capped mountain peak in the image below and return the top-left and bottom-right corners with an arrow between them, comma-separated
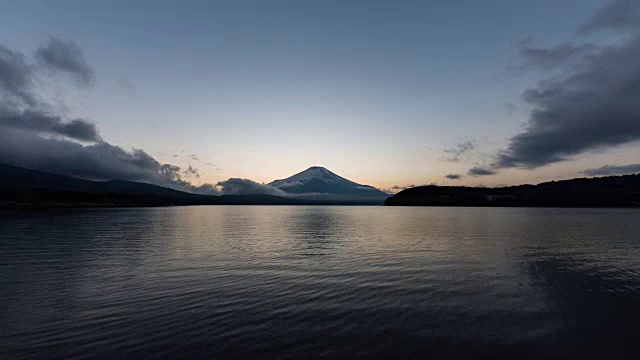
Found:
271,166 -> 349,185
268,166 -> 388,199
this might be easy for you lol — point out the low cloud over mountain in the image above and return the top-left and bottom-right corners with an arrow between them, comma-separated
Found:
215,178 -> 289,197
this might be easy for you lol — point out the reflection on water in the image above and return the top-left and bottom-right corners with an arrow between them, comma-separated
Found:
2,206 -> 640,359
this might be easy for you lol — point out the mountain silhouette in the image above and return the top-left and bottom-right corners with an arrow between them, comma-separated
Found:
270,166 -> 389,202
0,163 -> 311,207
384,174 -> 640,207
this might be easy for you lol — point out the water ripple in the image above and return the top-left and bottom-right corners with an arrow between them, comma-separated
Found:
2,206 -> 640,359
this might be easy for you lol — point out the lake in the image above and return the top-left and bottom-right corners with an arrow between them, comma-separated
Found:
2,206 -> 640,359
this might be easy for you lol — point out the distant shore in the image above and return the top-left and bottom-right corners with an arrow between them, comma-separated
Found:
384,174 -> 640,208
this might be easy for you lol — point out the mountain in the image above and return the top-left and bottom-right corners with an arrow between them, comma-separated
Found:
0,163 -> 309,208
269,166 -> 389,203
384,174 -> 640,207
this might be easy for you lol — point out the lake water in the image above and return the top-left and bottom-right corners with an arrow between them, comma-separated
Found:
2,206 -> 640,359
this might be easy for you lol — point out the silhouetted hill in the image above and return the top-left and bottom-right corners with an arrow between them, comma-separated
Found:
0,163 -> 310,208
384,174 -> 640,208
1,162 -> 105,193
102,179 -> 192,197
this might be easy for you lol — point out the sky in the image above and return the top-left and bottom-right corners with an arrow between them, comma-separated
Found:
1,0 -> 639,193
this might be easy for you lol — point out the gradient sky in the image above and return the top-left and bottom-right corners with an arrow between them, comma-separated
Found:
1,0 -> 638,191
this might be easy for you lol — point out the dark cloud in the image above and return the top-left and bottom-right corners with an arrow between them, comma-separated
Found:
189,154 -> 199,161
1,39 -> 100,142
35,37 -> 95,86
582,163 -> 640,176
494,0 -> 640,170
468,167 -> 496,176
578,0 -> 640,34
445,174 -> 463,180
443,140 -> 475,162
1,127 -> 177,182
1,109 -> 100,141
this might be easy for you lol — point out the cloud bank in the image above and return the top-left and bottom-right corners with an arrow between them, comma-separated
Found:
216,178 -> 289,196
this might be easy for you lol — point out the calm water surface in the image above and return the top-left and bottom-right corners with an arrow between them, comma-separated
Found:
2,206 -> 640,359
